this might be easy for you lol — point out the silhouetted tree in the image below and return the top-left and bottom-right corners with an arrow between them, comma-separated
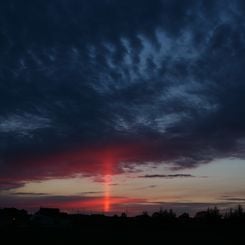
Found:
121,212 -> 127,218
235,205 -> 243,216
152,208 -> 176,222
195,207 -> 221,222
225,205 -> 244,221
178,212 -> 190,222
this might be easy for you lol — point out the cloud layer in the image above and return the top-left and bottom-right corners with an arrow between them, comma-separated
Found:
138,174 -> 195,178
0,0 -> 245,188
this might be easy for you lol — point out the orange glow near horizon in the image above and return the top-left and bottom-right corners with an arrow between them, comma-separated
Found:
103,151 -> 113,213
104,175 -> 111,212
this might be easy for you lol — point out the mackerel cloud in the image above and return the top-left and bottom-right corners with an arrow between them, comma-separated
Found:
0,0 -> 245,187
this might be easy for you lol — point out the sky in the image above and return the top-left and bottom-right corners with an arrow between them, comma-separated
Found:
0,0 -> 245,215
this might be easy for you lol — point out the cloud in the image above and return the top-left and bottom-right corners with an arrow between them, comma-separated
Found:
2,192 -> 244,215
138,174 -> 196,178
13,192 -> 48,196
134,185 -> 157,191
0,0 -> 245,185
0,182 -> 25,191
0,113 -> 51,136
219,195 -> 245,202
0,193 -> 145,213
12,191 -> 103,196
223,198 -> 245,202
79,191 -> 104,195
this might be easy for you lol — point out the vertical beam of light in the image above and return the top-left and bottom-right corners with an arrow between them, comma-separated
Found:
103,151 -> 113,213
104,175 -> 111,212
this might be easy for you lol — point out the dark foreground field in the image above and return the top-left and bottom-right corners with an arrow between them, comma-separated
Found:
1,207 -> 245,244
2,224 -> 245,244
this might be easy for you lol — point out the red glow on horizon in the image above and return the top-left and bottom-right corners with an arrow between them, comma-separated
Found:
103,151 -> 114,213
104,181 -> 110,212
7,140 -> 158,183
3,195 -> 146,215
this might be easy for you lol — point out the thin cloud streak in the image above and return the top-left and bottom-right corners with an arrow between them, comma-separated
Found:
138,174 -> 195,178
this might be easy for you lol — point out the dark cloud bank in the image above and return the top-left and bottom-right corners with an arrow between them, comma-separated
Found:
139,174 -> 195,178
0,0 -> 245,188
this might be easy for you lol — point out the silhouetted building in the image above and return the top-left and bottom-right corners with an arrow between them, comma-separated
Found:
31,208 -> 70,228
36,208 -> 60,216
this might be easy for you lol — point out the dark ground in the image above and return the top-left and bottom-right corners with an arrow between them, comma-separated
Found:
1,224 -> 245,244
1,207 -> 245,244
